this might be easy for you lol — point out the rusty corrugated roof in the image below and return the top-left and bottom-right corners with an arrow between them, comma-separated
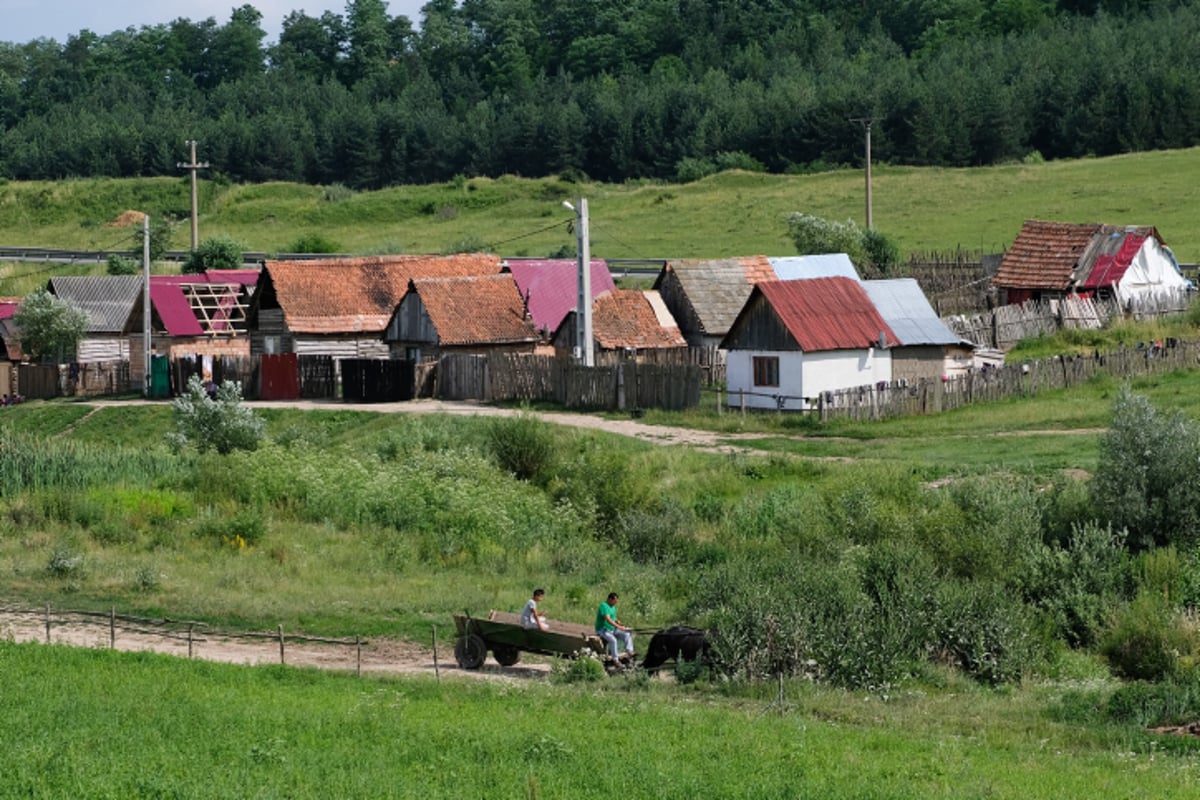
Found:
262,254 -> 501,334
591,289 -> 687,350
408,274 -> 539,346
757,278 -> 898,351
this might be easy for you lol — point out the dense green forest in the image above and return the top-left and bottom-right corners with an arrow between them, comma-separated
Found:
2,1 -> 1199,186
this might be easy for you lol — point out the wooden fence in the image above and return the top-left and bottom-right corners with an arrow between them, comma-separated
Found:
944,291 -> 1189,350
436,353 -> 702,411
774,338 -> 1200,421
1,604 -> 370,675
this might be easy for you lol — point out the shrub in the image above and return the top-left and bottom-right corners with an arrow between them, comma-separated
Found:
46,540 -> 85,578
1106,672 -> 1200,727
1099,591 -> 1190,681
932,580 -> 1040,686
168,376 -> 265,455
713,151 -> 766,173
550,650 -> 605,683
487,412 -> 555,483
183,235 -> 243,274
1090,386 -> 1200,551
286,233 -> 341,254
106,254 -> 138,275
674,157 -> 716,183
193,506 -> 266,548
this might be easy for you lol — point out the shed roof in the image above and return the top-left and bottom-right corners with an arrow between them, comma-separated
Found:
861,279 -> 961,346
261,254 -> 501,334
407,274 -> 540,346
654,256 -> 774,337
770,254 -> 862,282
150,271 -> 259,337
503,258 -> 615,334
46,276 -> 142,333
747,278 -> 898,352
589,289 -> 687,350
993,220 -> 1164,291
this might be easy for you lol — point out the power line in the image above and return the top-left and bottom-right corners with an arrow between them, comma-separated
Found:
485,217 -> 573,251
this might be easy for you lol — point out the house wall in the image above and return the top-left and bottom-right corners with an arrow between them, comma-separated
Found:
385,295 -> 437,343
726,348 -> 891,411
656,272 -> 705,346
892,346 -> 945,383
78,336 -> 129,363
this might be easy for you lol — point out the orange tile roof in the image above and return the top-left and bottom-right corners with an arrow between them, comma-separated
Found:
408,274 -> 539,346
993,220 -> 1101,290
591,290 -> 687,350
263,254 -> 501,333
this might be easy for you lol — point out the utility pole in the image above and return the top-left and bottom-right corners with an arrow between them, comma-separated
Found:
143,215 -> 151,398
177,140 -> 209,250
564,199 -> 594,367
850,117 -> 873,230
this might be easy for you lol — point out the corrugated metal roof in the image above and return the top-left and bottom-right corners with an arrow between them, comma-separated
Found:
408,274 -> 539,346
0,299 -> 19,321
862,279 -> 960,346
770,254 -> 862,282
47,276 -> 142,333
590,289 -> 687,350
756,278 -> 898,351
150,282 -> 203,336
660,256 -> 774,336
262,254 -> 501,334
503,258 -> 615,334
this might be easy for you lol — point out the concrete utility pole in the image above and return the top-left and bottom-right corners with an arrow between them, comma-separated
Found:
143,215 -> 151,398
850,117 -> 873,230
177,140 -> 209,250
566,198 -> 594,367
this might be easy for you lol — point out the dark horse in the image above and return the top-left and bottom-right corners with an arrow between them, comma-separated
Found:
640,626 -> 711,672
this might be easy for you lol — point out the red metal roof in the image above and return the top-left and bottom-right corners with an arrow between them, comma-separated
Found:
262,254 -> 502,334
504,259 -> 615,334
756,278 -> 898,351
408,274 -> 539,346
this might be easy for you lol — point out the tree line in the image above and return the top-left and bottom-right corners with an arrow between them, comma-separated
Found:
2,0 -> 1199,187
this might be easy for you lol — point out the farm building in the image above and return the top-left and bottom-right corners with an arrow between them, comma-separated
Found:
653,256 -> 776,348
861,278 -> 970,383
384,273 -> 542,360
552,289 -> 687,358
0,297 -> 20,398
503,258 -> 616,337
721,277 -> 897,411
46,275 -> 141,362
126,270 -> 260,388
248,254 -> 502,358
992,220 -> 1189,305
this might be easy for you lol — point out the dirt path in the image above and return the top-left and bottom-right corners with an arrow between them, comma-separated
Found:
0,609 -> 552,683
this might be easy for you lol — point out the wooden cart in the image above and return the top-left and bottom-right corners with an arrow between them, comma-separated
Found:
452,610 -> 630,670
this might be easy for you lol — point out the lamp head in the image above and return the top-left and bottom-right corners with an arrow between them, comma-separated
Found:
562,201 -> 575,212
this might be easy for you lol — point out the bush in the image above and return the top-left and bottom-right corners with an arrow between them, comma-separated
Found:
550,650 -> 606,683
167,376 -> 265,455
487,412 -> 555,483
1099,591 -> 1190,681
183,235 -> 243,274
713,151 -> 766,173
106,254 -> 138,275
1106,672 -> 1200,727
674,157 -> 717,183
932,580 -> 1040,686
286,233 -> 341,254
1090,386 -> 1200,551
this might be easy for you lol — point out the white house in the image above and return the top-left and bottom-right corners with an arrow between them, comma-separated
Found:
720,277 -> 898,411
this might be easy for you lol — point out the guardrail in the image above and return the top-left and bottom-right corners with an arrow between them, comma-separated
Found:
0,248 -> 665,276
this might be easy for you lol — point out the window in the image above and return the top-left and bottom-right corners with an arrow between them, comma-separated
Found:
753,356 -> 779,387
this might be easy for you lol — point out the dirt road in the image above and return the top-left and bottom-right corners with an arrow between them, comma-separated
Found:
0,608 -> 552,682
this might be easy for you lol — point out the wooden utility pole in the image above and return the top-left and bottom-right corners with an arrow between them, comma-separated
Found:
850,117 -> 873,230
177,140 -> 209,250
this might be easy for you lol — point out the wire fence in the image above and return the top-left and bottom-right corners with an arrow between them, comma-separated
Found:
0,604 -> 370,675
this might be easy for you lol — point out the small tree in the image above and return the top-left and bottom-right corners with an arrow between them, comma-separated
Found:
106,254 -> 138,275
13,289 -> 88,363
183,235 -> 244,274
168,375 -> 265,455
785,213 -> 902,278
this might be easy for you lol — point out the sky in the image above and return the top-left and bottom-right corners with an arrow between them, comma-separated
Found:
1,0 -> 428,45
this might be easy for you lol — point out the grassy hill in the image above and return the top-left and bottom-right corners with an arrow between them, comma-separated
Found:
1,147 -> 1199,296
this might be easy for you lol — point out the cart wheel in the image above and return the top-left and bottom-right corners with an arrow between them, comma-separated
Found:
454,634 -> 487,669
492,644 -> 521,667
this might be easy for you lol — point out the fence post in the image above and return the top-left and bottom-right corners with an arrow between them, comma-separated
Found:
356,635 -> 362,677
432,624 -> 440,683
188,624 -> 194,659
45,602 -> 50,643
278,624 -> 285,665
739,389 -> 745,417
110,606 -> 116,649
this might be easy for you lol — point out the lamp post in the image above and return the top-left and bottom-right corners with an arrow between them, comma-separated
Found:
564,199 -> 594,366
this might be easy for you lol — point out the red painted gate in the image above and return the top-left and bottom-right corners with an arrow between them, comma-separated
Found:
260,353 -> 300,400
